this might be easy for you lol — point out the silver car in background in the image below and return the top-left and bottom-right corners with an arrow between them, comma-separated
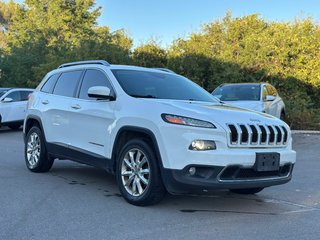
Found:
212,83 -> 286,120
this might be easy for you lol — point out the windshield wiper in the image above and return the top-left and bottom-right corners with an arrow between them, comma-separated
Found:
130,94 -> 157,99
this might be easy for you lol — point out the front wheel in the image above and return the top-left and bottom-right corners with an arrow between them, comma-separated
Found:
25,126 -> 54,172
229,188 -> 264,195
116,139 -> 166,206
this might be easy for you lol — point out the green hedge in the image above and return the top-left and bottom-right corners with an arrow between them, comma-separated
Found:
1,1 -> 319,129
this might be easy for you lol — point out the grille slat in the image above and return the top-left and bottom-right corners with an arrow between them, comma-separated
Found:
275,126 -> 282,144
249,125 -> 258,144
281,126 -> 288,144
227,124 -> 289,148
268,126 -> 275,143
259,125 -> 267,144
239,125 -> 249,144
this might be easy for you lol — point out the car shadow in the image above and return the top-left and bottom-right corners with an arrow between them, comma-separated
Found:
0,126 -> 22,133
48,160 -> 307,215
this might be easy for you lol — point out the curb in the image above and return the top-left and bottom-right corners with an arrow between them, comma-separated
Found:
292,130 -> 320,135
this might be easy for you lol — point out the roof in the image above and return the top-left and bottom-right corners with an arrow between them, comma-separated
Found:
220,83 -> 263,87
0,88 -> 33,91
54,60 -> 175,75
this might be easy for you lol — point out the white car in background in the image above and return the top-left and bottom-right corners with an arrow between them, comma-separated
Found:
212,83 -> 286,120
0,88 -> 34,130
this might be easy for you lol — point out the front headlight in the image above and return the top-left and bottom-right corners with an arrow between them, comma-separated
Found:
161,114 -> 216,129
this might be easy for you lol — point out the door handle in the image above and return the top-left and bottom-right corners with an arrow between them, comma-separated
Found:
71,104 -> 81,110
41,100 -> 49,105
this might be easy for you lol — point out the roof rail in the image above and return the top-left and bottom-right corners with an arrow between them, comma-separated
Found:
58,60 -> 110,69
153,68 -> 175,74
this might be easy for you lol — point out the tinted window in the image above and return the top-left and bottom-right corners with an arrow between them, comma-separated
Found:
20,91 -> 33,101
212,84 -> 261,101
41,74 -> 60,93
112,70 -> 217,102
6,91 -> 21,102
53,71 -> 82,98
79,70 -> 113,100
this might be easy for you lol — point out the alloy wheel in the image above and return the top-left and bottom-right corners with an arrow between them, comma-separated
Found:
121,148 -> 151,197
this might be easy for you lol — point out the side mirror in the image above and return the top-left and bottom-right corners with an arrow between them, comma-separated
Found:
2,97 -> 13,103
88,86 -> 115,100
265,95 -> 276,101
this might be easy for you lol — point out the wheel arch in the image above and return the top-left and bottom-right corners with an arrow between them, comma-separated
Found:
111,126 -> 164,173
24,115 -> 45,142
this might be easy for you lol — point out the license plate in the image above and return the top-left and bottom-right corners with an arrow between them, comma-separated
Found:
254,153 -> 280,172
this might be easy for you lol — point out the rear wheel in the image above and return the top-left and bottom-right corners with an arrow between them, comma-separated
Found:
229,188 -> 264,195
116,139 -> 166,206
25,126 -> 54,172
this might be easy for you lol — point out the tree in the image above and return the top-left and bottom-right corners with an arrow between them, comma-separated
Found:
132,40 -> 167,68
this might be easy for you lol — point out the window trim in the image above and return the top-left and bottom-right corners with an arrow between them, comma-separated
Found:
261,85 -> 268,101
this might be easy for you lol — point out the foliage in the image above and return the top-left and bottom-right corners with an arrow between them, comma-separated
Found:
0,2 -> 319,129
166,14 -> 320,129
132,40 -> 167,67
0,0 -> 132,88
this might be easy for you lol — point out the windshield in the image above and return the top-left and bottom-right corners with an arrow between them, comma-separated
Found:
212,84 -> 261,101
0,90 -> 8,98
111,70 -> 218,103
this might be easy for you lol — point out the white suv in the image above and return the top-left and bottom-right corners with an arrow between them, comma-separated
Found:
23,60 -> 296,206
0,88 -> 34,129
212,83 -> 286,120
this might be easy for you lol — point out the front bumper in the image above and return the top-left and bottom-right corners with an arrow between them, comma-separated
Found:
161,163 -> 294,194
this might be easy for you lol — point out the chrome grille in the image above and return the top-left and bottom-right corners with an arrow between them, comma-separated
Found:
227,124 -> 289,147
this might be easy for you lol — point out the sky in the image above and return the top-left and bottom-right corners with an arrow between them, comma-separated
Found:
8,0 -> 320,47
97,0 -> 320,47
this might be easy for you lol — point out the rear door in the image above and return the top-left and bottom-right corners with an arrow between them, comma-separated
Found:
68,69 -> 116,160
41,70 -> 83,147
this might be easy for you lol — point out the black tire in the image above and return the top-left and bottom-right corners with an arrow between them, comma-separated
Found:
8,124 -> 21,130
229,187 -> 264,195
25,126 -> 54,172
116,138 -> 166,206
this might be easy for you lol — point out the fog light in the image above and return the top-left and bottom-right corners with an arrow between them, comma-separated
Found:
189,140 -> 216,151
189,167 -> 196,175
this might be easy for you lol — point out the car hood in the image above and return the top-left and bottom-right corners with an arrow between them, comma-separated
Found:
221,101 -> 263,112
150,99 -> 283,128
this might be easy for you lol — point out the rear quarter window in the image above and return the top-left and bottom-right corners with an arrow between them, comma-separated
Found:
41,74 -> 60,93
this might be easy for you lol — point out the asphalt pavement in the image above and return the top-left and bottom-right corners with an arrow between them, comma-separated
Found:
0,127 -> 319,240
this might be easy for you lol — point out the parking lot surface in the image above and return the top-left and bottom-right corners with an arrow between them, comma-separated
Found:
0,127 -> 319,240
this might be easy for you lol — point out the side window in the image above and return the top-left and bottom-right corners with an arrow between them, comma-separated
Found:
20,91 -> 33,101
262,86 -> 268,100
53,71 -> 83,98
41,74 -> 60,93
79,69 -> 113,100
6,91 -> 21,102
267,85 -> 277,97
